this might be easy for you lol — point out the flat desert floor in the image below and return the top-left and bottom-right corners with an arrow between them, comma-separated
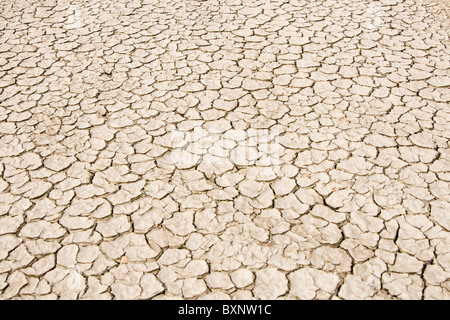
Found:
0,0 -> 449,300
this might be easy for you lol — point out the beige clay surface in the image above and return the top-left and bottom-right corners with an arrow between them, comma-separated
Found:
0,0 -> 449,299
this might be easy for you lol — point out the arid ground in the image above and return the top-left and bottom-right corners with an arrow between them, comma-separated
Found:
0,0 -> 449,299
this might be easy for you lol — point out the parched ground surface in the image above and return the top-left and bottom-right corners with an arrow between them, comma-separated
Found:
0,0 -> 449,300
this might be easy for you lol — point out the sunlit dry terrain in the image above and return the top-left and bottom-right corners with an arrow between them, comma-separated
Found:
0,0 -> 449,300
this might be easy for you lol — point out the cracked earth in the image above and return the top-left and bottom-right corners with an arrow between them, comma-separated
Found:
0,0 -> 449,300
